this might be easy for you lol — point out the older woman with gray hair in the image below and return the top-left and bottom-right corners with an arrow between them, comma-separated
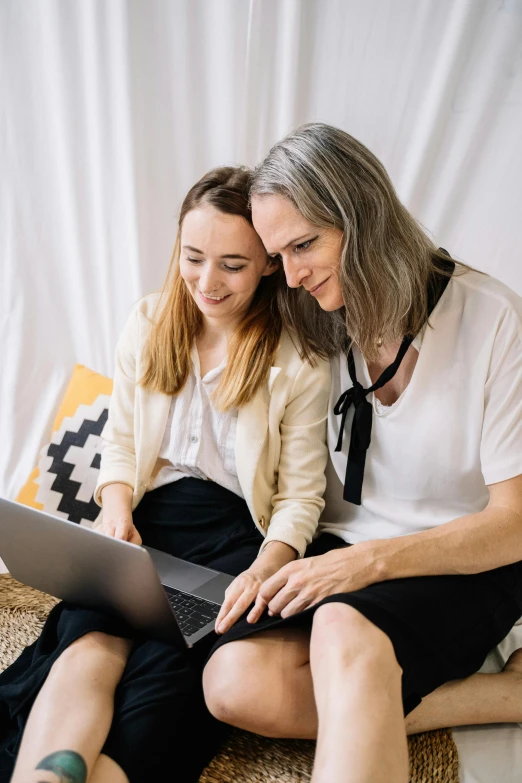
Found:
203,123 -> 522,783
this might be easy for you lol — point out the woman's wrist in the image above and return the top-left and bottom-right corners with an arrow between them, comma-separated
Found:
352,539 -> 394,584
100,482 -> 134,518
259,540 -> 298,566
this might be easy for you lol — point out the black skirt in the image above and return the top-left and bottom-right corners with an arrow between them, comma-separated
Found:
209,533 -> 522,716
0,478 -> 263,783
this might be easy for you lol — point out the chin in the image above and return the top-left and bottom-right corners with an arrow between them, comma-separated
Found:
317,295 -> 344,312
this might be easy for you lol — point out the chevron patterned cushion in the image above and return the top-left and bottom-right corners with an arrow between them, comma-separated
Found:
16,364 -> 112,525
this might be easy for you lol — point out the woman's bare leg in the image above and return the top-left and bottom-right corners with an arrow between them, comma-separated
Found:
11,631 -> 132,783
33,754 -> 130,783
204,626 -> 522,740
206,604 -> 409,783
310,603 -> 408,783
203,625 -> 317,738
89,754 -> 129,783
405,647 -> 522,733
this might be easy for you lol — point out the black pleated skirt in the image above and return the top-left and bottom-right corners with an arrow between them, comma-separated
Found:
0,478 -> 263,783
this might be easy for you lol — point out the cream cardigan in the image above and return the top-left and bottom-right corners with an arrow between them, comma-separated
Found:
94,294 -> 331,557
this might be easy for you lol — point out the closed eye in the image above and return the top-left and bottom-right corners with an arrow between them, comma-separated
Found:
187,257 -> 244,272
295,237 -> 317,253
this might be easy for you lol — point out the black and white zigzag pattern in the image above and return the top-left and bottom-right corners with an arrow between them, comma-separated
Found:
36,395 -> 110,525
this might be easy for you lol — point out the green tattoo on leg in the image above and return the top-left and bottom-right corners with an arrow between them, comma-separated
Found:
35,750 -> 87,783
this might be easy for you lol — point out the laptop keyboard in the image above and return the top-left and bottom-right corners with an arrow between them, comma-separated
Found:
164,586 -> 220,637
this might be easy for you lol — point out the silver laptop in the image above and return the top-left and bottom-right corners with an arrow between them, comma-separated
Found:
0,498 -> 235,646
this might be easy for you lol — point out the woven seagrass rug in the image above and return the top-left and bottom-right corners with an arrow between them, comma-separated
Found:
0,574 -> 459,782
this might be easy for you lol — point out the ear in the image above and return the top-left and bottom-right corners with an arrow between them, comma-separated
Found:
261,256 -> 281,277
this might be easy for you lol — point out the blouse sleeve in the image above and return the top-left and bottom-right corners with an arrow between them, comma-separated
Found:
481,306 -> 522,486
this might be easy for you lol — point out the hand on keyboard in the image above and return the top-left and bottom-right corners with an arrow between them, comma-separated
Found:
215,541 -> 298,634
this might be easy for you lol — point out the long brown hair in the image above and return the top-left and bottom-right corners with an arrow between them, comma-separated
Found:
251,123 -> 463,361
141,167 -> 283,409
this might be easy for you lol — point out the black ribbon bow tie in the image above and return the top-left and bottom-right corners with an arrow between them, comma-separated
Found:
334,337 -> 413,504
334,254 -> 455,505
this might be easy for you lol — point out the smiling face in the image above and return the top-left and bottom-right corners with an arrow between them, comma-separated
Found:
251,194 -> 345,311
179,204 -> 278,331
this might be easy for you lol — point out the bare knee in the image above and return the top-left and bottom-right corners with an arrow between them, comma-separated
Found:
311,602 -> 401,677
203,631 -> 309,736
203,640 -> 266,728
49,631 -> 132,689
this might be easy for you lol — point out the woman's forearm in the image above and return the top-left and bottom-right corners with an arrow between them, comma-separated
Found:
375,504 -> 522,582
254,486 -> 522,617
99,483 -> 134,518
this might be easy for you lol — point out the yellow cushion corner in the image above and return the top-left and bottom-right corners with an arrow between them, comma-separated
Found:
16,365 -> 113,510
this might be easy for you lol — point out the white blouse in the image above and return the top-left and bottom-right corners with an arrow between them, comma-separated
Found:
149,347 -> 243,498
320,269 -> 522,544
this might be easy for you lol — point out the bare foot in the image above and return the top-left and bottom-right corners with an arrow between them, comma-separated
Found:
503,648 -> 522,675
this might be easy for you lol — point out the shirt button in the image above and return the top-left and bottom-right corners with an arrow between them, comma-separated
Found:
190,435 -> 198,443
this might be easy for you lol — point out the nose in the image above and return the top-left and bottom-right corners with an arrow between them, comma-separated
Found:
283,256 -> 311,289
199,265 -> 220,293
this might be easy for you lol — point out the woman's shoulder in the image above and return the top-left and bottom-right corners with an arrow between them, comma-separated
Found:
120,293 -> 165,336
453,268 -> 522,320
116,293 -> 165,357
133,292 -> 164,320
447,270 -> 522,364
275,329 -> 331,382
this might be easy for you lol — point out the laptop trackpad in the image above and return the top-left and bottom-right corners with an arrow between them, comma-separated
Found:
144,546 -> 235,600
144,546 -> 219,592
192,572 -> 234,604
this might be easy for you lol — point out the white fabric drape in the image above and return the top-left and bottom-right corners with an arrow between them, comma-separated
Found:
2,0 -> 522,500
1,3 -> 522,778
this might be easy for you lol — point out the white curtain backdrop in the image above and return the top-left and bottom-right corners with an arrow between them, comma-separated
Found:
2,0 -> 522,501
1,2 -> 522,778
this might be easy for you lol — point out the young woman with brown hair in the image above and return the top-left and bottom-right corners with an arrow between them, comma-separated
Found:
203,125 -> 522,783
0,166 -> 330,783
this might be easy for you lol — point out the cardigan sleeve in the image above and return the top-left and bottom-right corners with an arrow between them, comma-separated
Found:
94,307 -> 139,506
260,357 -> 330,557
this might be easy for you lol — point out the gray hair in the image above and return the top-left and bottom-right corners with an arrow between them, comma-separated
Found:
251,123 -> 458,360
